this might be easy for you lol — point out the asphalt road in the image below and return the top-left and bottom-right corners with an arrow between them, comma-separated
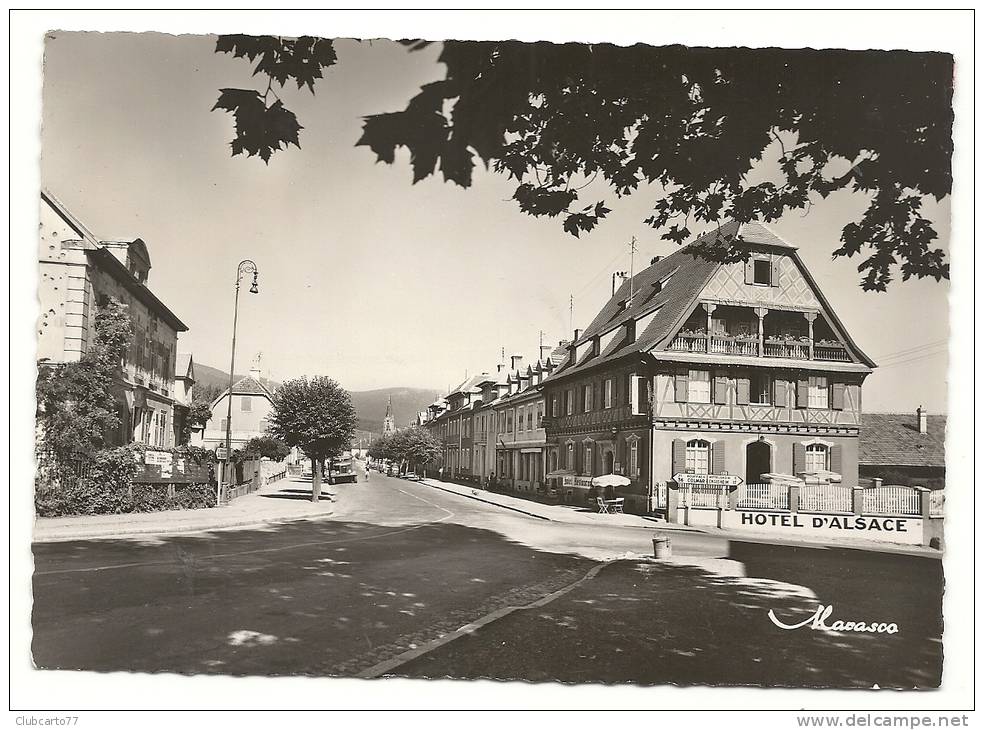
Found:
32,472 -> 943,686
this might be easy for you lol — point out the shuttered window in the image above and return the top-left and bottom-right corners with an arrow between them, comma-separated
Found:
805,443 -> 828,472
584,384 -> 593,412
808,377 -> 829,409
688,369 -> 711,403
713,375 -> 729,405
629,440 -> 639,477
604,379 -> 613,408
750,373 -> 771,405
584,444 -> 593,476
685,439 -> 710,475
566,443 -> 574,470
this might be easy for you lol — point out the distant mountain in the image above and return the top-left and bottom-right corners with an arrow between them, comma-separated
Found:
192,364 -> 438,437
348,387 -> 442,434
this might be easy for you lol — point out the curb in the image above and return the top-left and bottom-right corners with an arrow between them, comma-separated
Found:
418,479 -> 551,521
357,560 -> 611,678
32,509 -> 336,543
685,525 -> 943,559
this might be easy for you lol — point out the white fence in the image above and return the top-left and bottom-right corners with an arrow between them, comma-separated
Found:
679,484 -> 728,509
735,483 -> 790,511
652,482 -> 668,510
799,484 -> 853,513
862,485 -> 921,517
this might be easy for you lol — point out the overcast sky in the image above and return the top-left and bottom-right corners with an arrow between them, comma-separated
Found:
40,31 -> 950,412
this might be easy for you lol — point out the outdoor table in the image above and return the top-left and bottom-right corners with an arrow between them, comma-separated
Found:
603,498 -> 625,514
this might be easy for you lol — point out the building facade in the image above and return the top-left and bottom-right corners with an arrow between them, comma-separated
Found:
39,190 -> 190,449
541,222 -> 875,514
194,368 -> 276,452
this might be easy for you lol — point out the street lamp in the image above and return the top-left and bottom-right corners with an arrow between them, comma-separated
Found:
219,259 -> 259,501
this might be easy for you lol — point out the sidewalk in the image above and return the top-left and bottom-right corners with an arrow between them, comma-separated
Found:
32,477 -> 335,542
416,477 -> 941,558
418,477 -> 699,532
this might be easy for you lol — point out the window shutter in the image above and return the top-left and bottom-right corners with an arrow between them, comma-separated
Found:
714,375 -> 729,405
638,376 -> 649,416
671,439 -> 686,477
796,378 -> 810,408
771,256 -> 781,288
793,443 -> 806,474
744,258 -> 754,284
830,444 -> 843,475
736,377 -> 750,405
711,441 -> 726,474
674,370 -> 688,403
773,379 -> 787,407
831,382 -> 845,410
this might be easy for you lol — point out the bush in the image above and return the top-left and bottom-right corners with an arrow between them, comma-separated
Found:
34,445 -> 218,517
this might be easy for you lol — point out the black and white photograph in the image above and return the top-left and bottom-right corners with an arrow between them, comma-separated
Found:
9,8 -> 975,720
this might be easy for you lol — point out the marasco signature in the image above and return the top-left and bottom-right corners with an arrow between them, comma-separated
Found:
768,604 -> 899,634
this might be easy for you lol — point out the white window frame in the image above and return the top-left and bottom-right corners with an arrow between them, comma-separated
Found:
566,389 -> 574,415
805,443 -> 829,472
750,372 -> 772,405
752,258 -> 772,286
685,438 -> 710,475
584,384 -> 593,412
808,376 -> 829,409
584,443 -> 593,476
604,379 -> 613,409
688,369 -> 711,404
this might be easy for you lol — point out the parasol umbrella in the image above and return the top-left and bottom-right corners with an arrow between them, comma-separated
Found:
592,473 -> 632,502
591,474 -> 631,488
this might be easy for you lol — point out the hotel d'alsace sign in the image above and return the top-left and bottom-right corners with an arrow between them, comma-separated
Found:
721,510 -> 924,545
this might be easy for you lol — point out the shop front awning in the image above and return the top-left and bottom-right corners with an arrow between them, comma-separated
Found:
545,469 -> 575,479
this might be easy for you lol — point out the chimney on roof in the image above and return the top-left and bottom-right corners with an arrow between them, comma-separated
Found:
249,365 -> 261,380
510,354 -> 524,371
574,328 -> 582,342
651,255 -> 662,265
496,363 -> 505,373
539,344 -> 551,362
917,405 -> 928,434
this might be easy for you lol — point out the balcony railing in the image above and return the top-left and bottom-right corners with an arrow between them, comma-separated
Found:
709,335 -> 758,356
814,343 -> 851,362
763,339 -> 810,360
666,332 -> 707,353
667,333 -> 851,363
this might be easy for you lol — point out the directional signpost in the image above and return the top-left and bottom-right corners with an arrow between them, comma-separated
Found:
672,473 -> 743,487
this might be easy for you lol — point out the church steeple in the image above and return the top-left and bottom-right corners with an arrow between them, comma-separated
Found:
382,395 -> 396,436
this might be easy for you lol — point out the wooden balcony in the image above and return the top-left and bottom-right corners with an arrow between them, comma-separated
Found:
666,332 -> 707,353
667,332 -> 853,363
709,335 -> 758,356
763,339 -> 810,360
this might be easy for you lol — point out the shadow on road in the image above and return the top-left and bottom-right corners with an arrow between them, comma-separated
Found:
398,539 -> 943,689
30,511 -> 942,688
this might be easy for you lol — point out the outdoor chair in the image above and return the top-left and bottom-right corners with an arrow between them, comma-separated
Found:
596,497 -> 609,514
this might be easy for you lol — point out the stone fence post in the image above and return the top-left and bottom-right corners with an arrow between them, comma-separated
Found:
667,481 -> 680,524
788,484 -> 800,513
852,486 -> 864,516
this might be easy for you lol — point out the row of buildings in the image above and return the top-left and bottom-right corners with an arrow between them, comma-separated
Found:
416,221 -> 941,513
39,190 -> 273,457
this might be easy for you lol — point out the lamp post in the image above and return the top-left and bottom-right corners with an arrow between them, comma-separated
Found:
218,259 -> 259,502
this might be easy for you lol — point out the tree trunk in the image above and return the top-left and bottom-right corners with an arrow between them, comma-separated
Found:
312,457 -> 322,502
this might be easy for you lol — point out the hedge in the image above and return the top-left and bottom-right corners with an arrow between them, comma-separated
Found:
35,445 -> 218,517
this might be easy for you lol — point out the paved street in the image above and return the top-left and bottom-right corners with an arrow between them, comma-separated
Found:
32,473 -> 942,686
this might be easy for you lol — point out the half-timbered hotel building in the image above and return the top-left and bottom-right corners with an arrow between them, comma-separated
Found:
540,221 -> 876,513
